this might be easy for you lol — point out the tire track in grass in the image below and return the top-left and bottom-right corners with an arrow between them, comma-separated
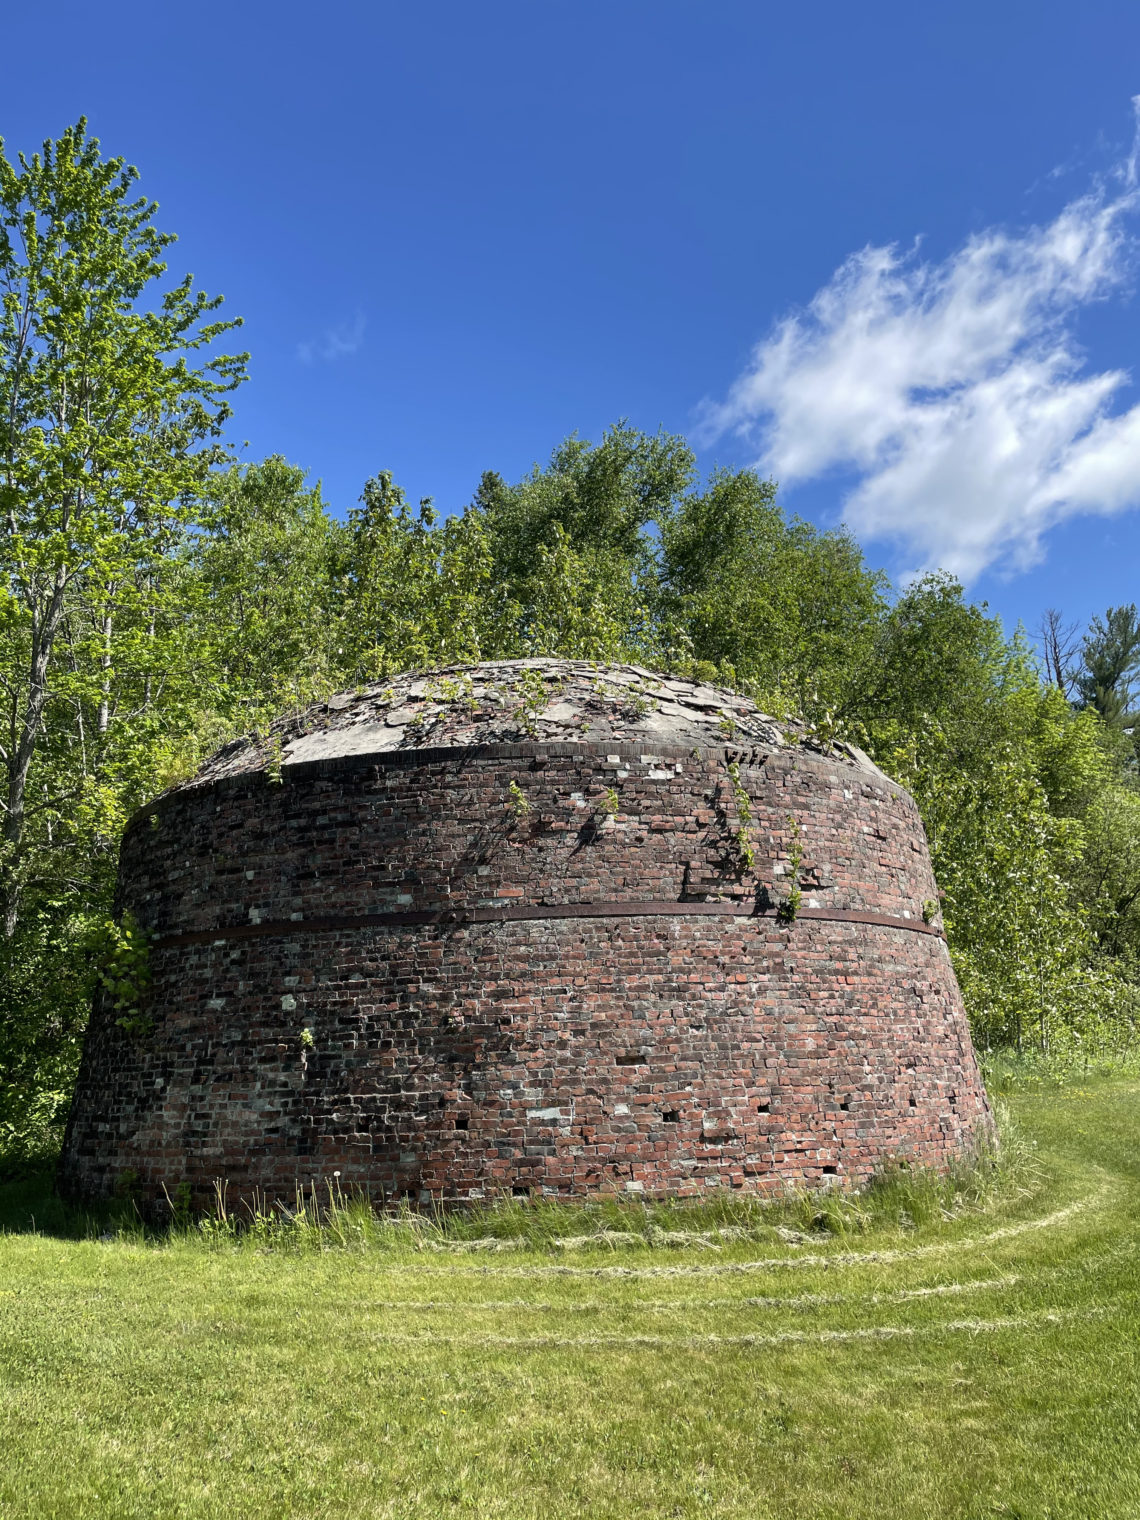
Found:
355,1305 -> 1108,1351
376,1186 -> 1112,1280
327,1196 -> 1132,1360
336,1277 -> 1022,1314
342,1231 -> 1136,1315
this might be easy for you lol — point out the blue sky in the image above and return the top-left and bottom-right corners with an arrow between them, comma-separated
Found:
6,1 -> 1140,639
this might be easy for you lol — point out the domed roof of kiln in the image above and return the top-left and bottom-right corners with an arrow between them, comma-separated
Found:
191,659 -> 883,786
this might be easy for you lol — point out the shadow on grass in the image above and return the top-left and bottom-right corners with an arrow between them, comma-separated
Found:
0,1166 -> 123,1239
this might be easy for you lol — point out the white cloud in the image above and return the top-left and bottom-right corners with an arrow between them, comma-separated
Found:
702,105 -> 1140,581
297,311 -> 366,364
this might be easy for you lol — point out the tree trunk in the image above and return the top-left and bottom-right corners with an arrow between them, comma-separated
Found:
2,567 -> 68,936
98,607 -> 113,737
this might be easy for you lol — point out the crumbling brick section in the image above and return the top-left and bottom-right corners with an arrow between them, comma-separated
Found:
59,662 -> 992,1207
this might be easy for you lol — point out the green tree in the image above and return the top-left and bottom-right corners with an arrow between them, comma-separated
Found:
480,423 -> 695,581
476,423 -> 694,663
886,691 -> 1095,1056
659,469 -> 887,712
851,573 -> 1004,738
341,471 -> 502,679
193,457 -> 345,730
0,120 -> 245,934
859,579 -> 1134,1056
1076,604 -> 1140,727
1078,784 -> 1140,963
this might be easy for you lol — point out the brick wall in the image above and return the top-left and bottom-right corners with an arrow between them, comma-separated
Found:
59,740 -> 992,1206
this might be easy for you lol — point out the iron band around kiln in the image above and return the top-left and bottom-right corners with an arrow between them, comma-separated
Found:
152,899 -> 947,948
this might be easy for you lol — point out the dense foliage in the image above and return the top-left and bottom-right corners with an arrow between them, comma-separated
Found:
2,126 -> 1137,1167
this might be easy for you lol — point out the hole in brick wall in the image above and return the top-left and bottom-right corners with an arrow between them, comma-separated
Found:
663,1110 -> 680,1124
615,1051 -> 646,1065
454,1115 -> 469,1130
823,1165 -> 838,1174
758,1101 -> 770,1113
840,1101 -> 850,1111
909,1096 -> 917,1107
512,1185 -> 529,1197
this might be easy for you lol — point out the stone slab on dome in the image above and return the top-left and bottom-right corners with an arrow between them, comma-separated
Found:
192,658 -> 882,786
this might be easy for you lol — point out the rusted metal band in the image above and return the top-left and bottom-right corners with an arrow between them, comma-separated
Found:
152,900 -> 945,948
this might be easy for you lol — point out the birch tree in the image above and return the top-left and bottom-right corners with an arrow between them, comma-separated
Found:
0,120 -> 245,934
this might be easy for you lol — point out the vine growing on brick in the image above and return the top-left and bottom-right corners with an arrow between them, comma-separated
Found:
506,780 -> 532,818
97,912 -> 152,1036
777,815 -> 803,924
725,761 -> 755,874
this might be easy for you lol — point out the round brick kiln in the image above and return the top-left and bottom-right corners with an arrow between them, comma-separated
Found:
60,659 -> 992,1207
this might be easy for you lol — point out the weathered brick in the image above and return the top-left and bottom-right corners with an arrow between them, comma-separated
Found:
59,661 -> 991,1209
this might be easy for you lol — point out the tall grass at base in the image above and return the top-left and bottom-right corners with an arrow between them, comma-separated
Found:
1,1101 -> 1038,1256
980,1043 -> 1140,1093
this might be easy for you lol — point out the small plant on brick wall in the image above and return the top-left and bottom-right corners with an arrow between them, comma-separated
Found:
98,911 -> 153,1035
601,786 -> 620,819
725,761 -> 756,874
298,1026 -> 316,1079
776,815 -> 803,924
264,733 -> 285,785
424,674 -> 475,708
591,677 -> 650,723
509,669 -> 556,737
794,686 -> 859,759
506,780 -> 532,819
402,705 -> 437,743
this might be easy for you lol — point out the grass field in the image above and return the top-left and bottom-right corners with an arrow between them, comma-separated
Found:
1,1082 -> 1137,1519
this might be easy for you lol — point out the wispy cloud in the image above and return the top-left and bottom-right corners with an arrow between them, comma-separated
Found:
297,310 -> 367,364
702,104 -> 1140,581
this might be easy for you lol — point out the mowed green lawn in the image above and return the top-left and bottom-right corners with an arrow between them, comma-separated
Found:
1,1084 -> 1138,1520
